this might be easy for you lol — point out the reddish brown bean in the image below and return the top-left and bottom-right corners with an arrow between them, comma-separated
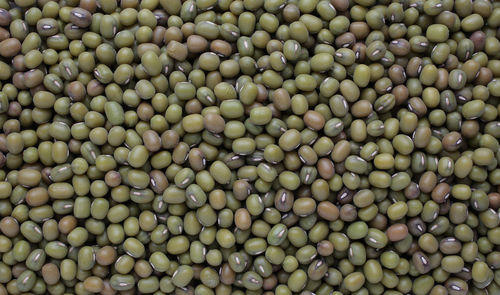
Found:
386,224 -> 409,242
317,201 -> 339,221
0,38 -> 20,57
303,110 -> 325,131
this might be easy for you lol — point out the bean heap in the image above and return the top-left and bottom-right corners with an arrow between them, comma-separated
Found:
0,0 -> 498,294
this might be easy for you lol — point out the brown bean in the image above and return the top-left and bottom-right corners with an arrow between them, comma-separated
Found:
96,246 -> 117,266
0,284 -> 7,295
407,218 -> 426,239
8,102 -> 21,117
161,130 -> 180,149
0,28 -> 10,42
408,97 -> 427,117
187,35 -> 208,53
149,170 -> 168,194
137,102 -> 154,121
444,55 -> 459,71
0,216 -> 19,237
386,224 -> 409,241
24,69 -> 44,88
273,189 -> 293,212
489,192 -> 500,210
433,68 -> 448,91
256,84 -> 268,102
153,26 -> 166,45
461,120 -> 479,138
317,201 -> 339,221
87,80 -> 104,97
369,214 -> 388,230
412,251 -> 431,274
235,208 -> 252,230
42,263 -> 60,285
331,0 -> 349,11
0,38 -> 21,57
58,215 -> 77,234
272,88 -> 291,111
388,65 -> 406,85
0,8 -> 11,26
392,85 -> 409,105
337,187 -> 354,204
404,182 -> 420,200
389,38 -> 410,56
101,280 -> 115,295
462,60 -> 480,82
470,30 -> 486,51
233,179 -> 250,201
263,274 -> 277,290
441,131 -> 463,152
349,22 -> 369,40
185,99 -> 202,114
353,42 -> 366,62
80,0 -> 97,12
317,240 -> 334,256
104,171 -> 121,188
188,148 -> 206,171
12,54 -> 26,72
41,167 -> 52,185
192,264 -> 203,280
406,57 -> 423,77
142,130 -> 161,152
220,263 -> 235,285
0,135 -> 7,153
317,158 -> 335,180
70,8 -> 92,28
431,183 -> 450,203
211,40 -> 232,57
84,276 -> 104,293
339,204 -> 357,222
475,67 -> 493,85
335,32 -> 355,48
67,81 -> 86,101
164,27 -> 183,43
12,264 -> 27,278
204,113 -> 225,133
419,171 -> 437,193
303,110 -> 325,131
12,72 -> 25,90
172,142 -> 189,164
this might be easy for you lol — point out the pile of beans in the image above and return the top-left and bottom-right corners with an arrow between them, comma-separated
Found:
0,0 -> 499,294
